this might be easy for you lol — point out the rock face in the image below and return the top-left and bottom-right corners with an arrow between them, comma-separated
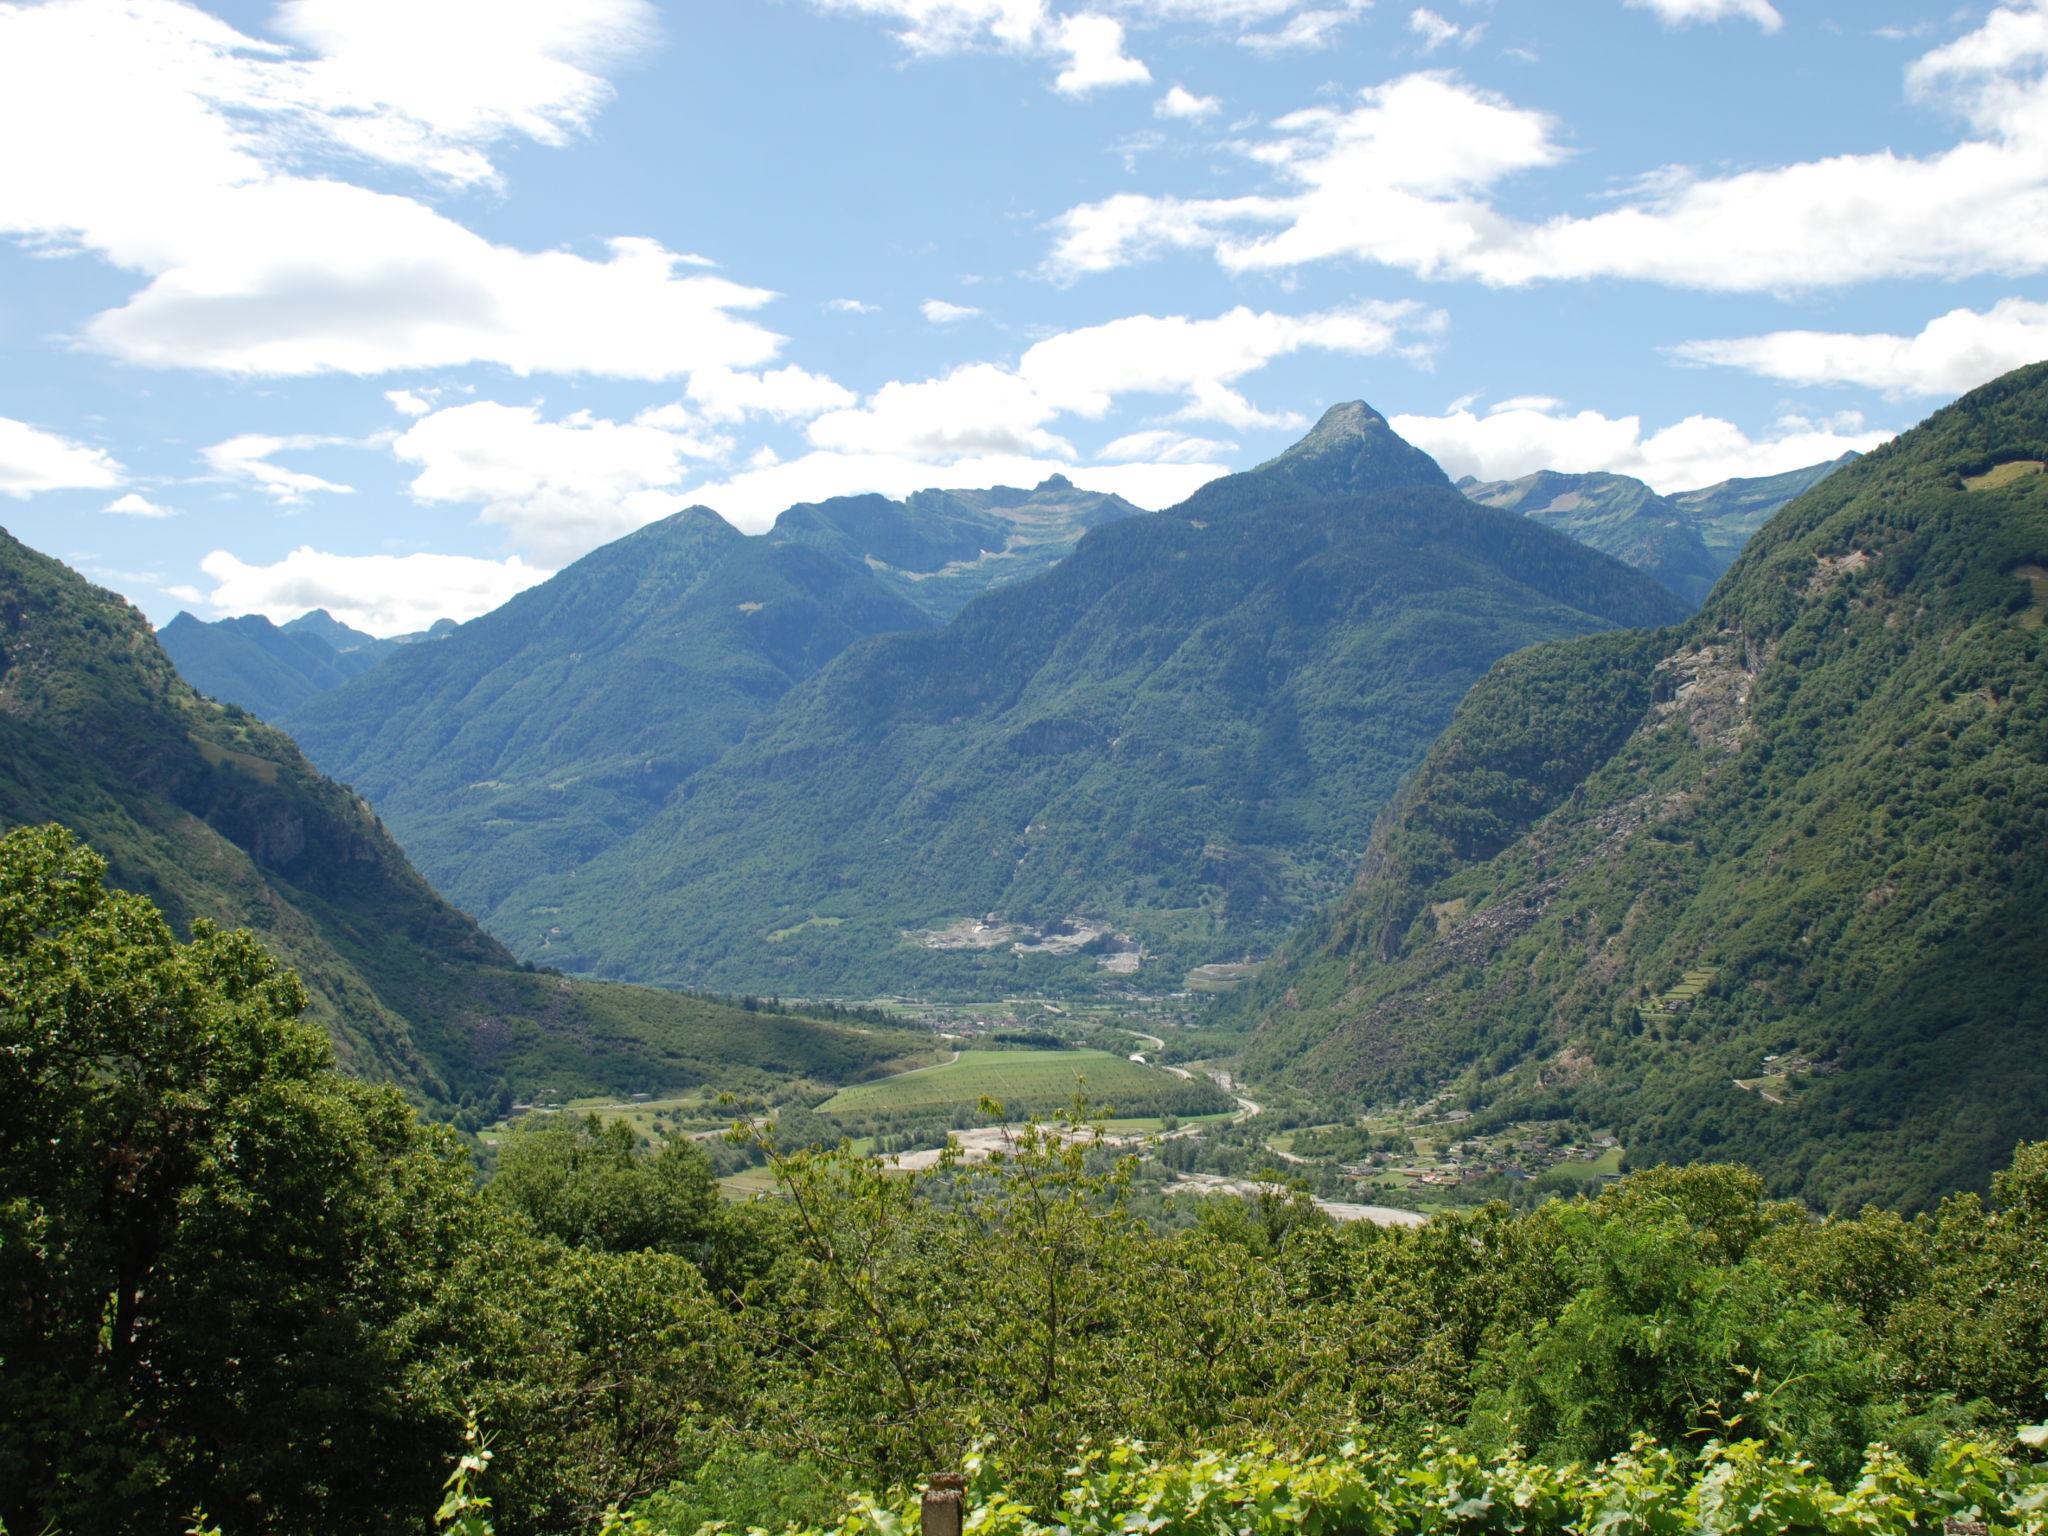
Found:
1245,364 -> 2048,1213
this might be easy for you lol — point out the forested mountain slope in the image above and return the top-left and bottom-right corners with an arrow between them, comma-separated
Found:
286,506 -> 937,927
1675,454 -> 1859,561
0,530 -> 927,1113
522,404 -> 1686,997
1245,366 -> 2048,1211
1461,457 -> 1850,608
1462,470 -> 1726,606
159,607 -> 444,719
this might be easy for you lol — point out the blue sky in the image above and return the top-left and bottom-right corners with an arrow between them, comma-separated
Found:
3,0 -> 2046,633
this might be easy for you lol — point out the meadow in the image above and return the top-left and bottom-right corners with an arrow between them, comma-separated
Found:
820,1048 -> 1229,1118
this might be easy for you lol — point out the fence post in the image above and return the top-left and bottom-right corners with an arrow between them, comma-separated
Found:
923,1474 -> 966,1536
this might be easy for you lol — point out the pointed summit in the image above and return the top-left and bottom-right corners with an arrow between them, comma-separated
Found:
1253,401 -> 1452,496
1182,401 -> 1452,517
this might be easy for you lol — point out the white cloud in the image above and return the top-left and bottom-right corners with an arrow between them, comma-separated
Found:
922,298 -> 985,324
685,365 -> 857,422
1676,299 -> 2048,398
1390,400 -> 1888,492
1238,2 -> 1371,52
1047,73 -> 1563,278
0,417 -> 124,498
809,299 -> 1442,466
1099,428 -> 1236,460
270,0 -> 657,185
1409,7 -> 1479,51
1052,12 -> 1150,91
1048,12 -> 2048,292
809,2 -> 1149,92
810,365 -> 1070,457
198,546 -> 551,634
826,297 -> 881,314
385,388 -> 434,416
0,0 -> 784,379
1156,84 -> 1221,119
1622,0 -> 1782,32
392,400 -> 725,561
105,492 -> 177,518
202,434 -> 355,503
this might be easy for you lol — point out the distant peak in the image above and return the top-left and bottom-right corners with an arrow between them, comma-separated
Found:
1034,473 -> 1074,493
1246,399 -> 1452,498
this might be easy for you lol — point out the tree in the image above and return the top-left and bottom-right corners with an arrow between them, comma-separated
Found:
489,1113 -> 724,1265
0,823 -> 477,1533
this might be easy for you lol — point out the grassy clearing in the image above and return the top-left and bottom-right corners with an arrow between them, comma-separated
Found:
766,915 -> 845,943
819,1048 -> 1215,1117
1963,459 -> 2045,491
1547,1146 -> 1625,1181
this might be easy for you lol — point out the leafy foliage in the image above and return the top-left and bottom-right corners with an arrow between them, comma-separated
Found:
10,847 -> 2048,1533
1246,364 -> 2048,1210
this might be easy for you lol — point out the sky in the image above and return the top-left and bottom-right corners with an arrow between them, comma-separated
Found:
3,0 -> 2048,634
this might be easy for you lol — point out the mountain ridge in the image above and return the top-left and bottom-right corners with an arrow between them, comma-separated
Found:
1243,367 -> 2048,1210
514,403 -> 1687,996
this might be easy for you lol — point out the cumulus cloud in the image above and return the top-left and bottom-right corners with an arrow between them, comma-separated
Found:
810,299 -> 1442,465
1390,398 -> 1889,492
202,434 -> 355,503
0,0 -> 783,379
1155,84 -> 1220,119
370,300 -> 1438,551
269,0 -> 658,185
385,389 -> 434,416
1676,299 -> 2048,397
392,400 -> 728,561
198,546 -> 551,634
685,365 -> 857,422
1238,2 -> 1372,52
1409,7 -> 1479,51
105,492 -> 177,518
922,298 -> 985,324
0,417 -> 124,498
1052,12 -> 1150,91
810,1 -> 1149,92
1622,0 -> 1782,32
1098,428 -> 1236,460
1047,9 -> 2048,292
1048,73 -> 1563,278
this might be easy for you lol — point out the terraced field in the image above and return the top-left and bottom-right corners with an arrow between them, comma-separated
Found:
1638,966 -> 1721,1027
819,1048 -> 1230,1118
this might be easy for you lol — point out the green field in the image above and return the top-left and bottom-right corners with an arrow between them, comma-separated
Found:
819,1048 -> 1230,1118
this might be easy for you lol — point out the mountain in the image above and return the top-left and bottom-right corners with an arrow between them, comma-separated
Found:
772,476 -> 1140,621
161,609 -> 382,718
285,506 -> 938,929
1460,457 -> 1854,609
1674,453 -> 1860,562
1244,368 -> 2048,1212
0,528 -> 928,1116
1461,470 -> 1725,606
512,403 -> 1688,998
